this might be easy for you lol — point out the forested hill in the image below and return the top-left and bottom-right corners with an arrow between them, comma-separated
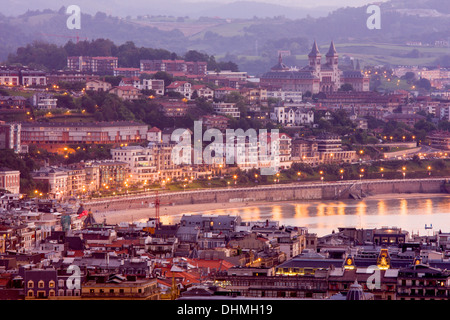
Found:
1,0 -> 449,75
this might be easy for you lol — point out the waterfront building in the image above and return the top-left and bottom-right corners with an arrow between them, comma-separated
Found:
291,138 -> 319,165
20,121 -> 149,145
111,145 -> 156,184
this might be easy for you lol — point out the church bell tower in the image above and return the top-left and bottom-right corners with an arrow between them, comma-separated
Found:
308,40 -> 321,77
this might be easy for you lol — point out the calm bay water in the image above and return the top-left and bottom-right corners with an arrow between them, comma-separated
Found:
160,194 -> 450,237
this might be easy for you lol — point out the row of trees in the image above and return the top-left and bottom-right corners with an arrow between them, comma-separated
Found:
6,39 -> 239,73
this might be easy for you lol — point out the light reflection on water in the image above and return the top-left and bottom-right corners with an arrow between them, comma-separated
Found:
181,195 -> 450,237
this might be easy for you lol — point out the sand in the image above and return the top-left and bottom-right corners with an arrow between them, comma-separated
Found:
93,192 -> 449,225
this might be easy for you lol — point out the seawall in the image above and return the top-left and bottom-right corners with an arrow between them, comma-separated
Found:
83,178 -> 450,213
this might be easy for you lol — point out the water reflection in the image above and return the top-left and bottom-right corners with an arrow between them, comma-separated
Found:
199,195 -> 450,236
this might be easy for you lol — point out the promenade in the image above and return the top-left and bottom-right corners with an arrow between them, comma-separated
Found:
84,177 -> 450,217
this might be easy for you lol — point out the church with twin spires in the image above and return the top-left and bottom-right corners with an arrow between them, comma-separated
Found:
260,41 -> 370,94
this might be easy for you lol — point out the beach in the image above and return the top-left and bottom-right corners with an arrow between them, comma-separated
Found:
93,192 -> 449,226
93,199 -> 274,225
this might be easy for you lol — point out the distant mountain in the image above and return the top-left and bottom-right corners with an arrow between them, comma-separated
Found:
0,0 -> 335,19
190,1 -> 336,19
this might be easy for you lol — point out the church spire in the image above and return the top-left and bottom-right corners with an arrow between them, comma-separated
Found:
308,40 -> 321,57
326,41 -> 338,57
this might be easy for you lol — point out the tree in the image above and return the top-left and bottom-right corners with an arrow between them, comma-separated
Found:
416,78 -> 431,91
153,71 -> 173,87
339,83 -> 354,92
414,119 -> 436,132
402,72 -> 416,83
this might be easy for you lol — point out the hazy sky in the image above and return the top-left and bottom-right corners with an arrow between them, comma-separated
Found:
1,0 -> 389,17
185,0 -> 388,7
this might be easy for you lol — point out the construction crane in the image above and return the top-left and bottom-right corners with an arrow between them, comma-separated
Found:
153,189 -> 172,230
154,190 -> 161,229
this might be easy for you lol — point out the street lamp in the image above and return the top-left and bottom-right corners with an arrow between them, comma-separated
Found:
297,171 -> 301,181
427,166 -> 431,176
233,175 -> 237,185
380,167 -> 384,178
339,169 -> 344,180
402,166 -> 406,179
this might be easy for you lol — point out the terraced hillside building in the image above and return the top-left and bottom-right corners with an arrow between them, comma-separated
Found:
20,121 -> 149,146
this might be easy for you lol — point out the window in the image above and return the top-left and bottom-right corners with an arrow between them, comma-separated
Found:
38,280 -> 45,288
49,280 -> 55,288
28,280 -> 34,288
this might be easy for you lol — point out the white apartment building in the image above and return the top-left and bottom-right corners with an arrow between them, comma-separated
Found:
267,90 -> 303,103
213,102 -> 240,118
32,166 -> 70,199
111,145 -> 157,184
142,79 -> 165,95
31,93 -> 57,110
271,104 -> 314,126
